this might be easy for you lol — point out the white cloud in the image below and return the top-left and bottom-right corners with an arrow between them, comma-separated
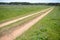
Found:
0,0 -> 60,3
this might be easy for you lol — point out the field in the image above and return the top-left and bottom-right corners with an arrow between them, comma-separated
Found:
0,5 -> 50,23
15,6 -> 60,40
0,5 -> 60,40
0,5 -> 50,32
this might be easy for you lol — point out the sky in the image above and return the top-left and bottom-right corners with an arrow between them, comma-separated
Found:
0,0 -> 60,3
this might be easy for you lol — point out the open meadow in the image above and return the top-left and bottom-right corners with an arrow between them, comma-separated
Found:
0,5 -> 60,40
15,6 -> 60,40
0,5 -> 50,23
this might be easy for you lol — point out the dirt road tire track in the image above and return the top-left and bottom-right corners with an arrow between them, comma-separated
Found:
0,7 -> 52,28
0,7 -> 54,40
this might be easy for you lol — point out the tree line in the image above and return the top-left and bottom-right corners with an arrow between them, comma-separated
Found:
0,2 -> 60,6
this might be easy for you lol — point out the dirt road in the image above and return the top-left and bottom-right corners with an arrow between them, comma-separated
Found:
0,7 -> 54,40
0,7 -> 52,28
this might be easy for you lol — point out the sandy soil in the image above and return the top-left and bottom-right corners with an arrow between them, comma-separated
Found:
0,7 -> 52,28
0,7 -> 54,40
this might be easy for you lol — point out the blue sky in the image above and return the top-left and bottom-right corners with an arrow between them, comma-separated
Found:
0,0 -> 60,3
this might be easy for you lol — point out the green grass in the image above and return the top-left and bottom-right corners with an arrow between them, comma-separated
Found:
0,5 -> 50,23
15,6 -> 60,40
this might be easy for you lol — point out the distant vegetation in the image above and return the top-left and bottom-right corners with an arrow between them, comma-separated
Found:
0,2 -> 60,6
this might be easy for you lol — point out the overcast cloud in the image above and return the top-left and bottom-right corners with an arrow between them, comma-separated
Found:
0,0 -> 60,3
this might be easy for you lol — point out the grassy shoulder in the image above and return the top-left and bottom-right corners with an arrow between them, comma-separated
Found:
15,6 -> 60,40
0,5 -> 50,23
